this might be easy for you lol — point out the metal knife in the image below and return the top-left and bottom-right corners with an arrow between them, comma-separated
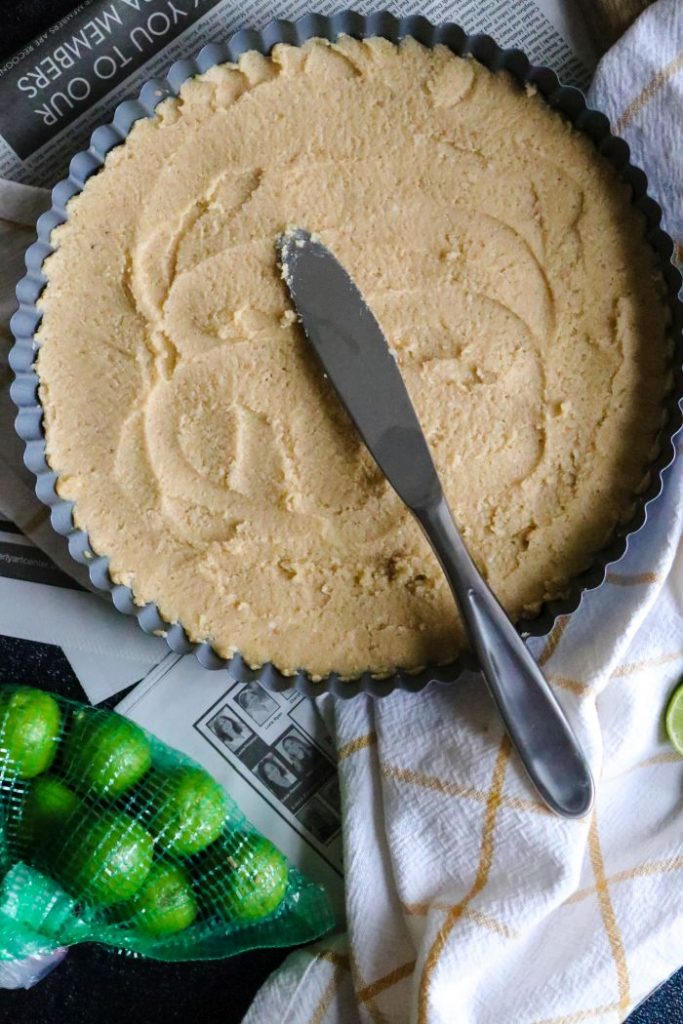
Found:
277,228 -> 594,818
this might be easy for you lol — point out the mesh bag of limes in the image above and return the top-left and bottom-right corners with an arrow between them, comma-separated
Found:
0,685 -> 335,966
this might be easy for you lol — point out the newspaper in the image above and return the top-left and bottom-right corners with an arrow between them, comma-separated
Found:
0,513 -> 166,700
0,0 -> 596,187
116,654 -> 345,919
0,0 -> 595,885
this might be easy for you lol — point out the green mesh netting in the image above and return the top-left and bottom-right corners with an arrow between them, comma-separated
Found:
0,685 -> 335,962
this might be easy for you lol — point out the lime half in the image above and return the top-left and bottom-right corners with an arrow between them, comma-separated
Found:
665,682 -> 683,756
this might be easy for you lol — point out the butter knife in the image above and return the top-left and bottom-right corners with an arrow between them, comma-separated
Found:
278,229 -> 594,819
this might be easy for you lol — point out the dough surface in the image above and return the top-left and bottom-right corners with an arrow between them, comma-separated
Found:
37,37 -> 669,677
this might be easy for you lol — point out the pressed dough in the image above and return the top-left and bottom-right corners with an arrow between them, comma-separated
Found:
37,37 -> 669,678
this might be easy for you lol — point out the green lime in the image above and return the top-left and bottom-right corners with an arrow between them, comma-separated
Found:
145,766 -> 227,857
58,809 -> 154,906
62,708 -> 152,799
19,775 -> 80,855
207,831 -> 288,922
665,682 -> 683,755
0,686 -> 61,778
119,861 -> 197,937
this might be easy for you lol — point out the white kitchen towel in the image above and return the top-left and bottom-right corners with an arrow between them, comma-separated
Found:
244,5 -> 683,1024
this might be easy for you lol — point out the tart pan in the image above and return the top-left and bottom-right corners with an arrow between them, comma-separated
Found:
9,9 -> 683,699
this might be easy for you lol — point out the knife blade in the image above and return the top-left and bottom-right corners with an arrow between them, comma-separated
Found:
278,228 -> 441,513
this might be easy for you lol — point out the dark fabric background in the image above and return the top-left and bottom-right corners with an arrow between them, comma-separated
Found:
0,4 -> 681,1023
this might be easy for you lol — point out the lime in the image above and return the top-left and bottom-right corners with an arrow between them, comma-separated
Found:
206,831 -> 288,922
665,682 -> 683,756
58,809 -> 154,906
145,765 -> 227,857
0,686 -> 61,778
119,861 -> 197,937
19,775 -> 80,855
62,708 -> 152,799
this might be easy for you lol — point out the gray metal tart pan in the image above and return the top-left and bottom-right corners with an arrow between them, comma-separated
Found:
9,10 -> 683,699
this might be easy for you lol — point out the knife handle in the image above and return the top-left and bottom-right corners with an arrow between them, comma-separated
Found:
414,496 -> 594,819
